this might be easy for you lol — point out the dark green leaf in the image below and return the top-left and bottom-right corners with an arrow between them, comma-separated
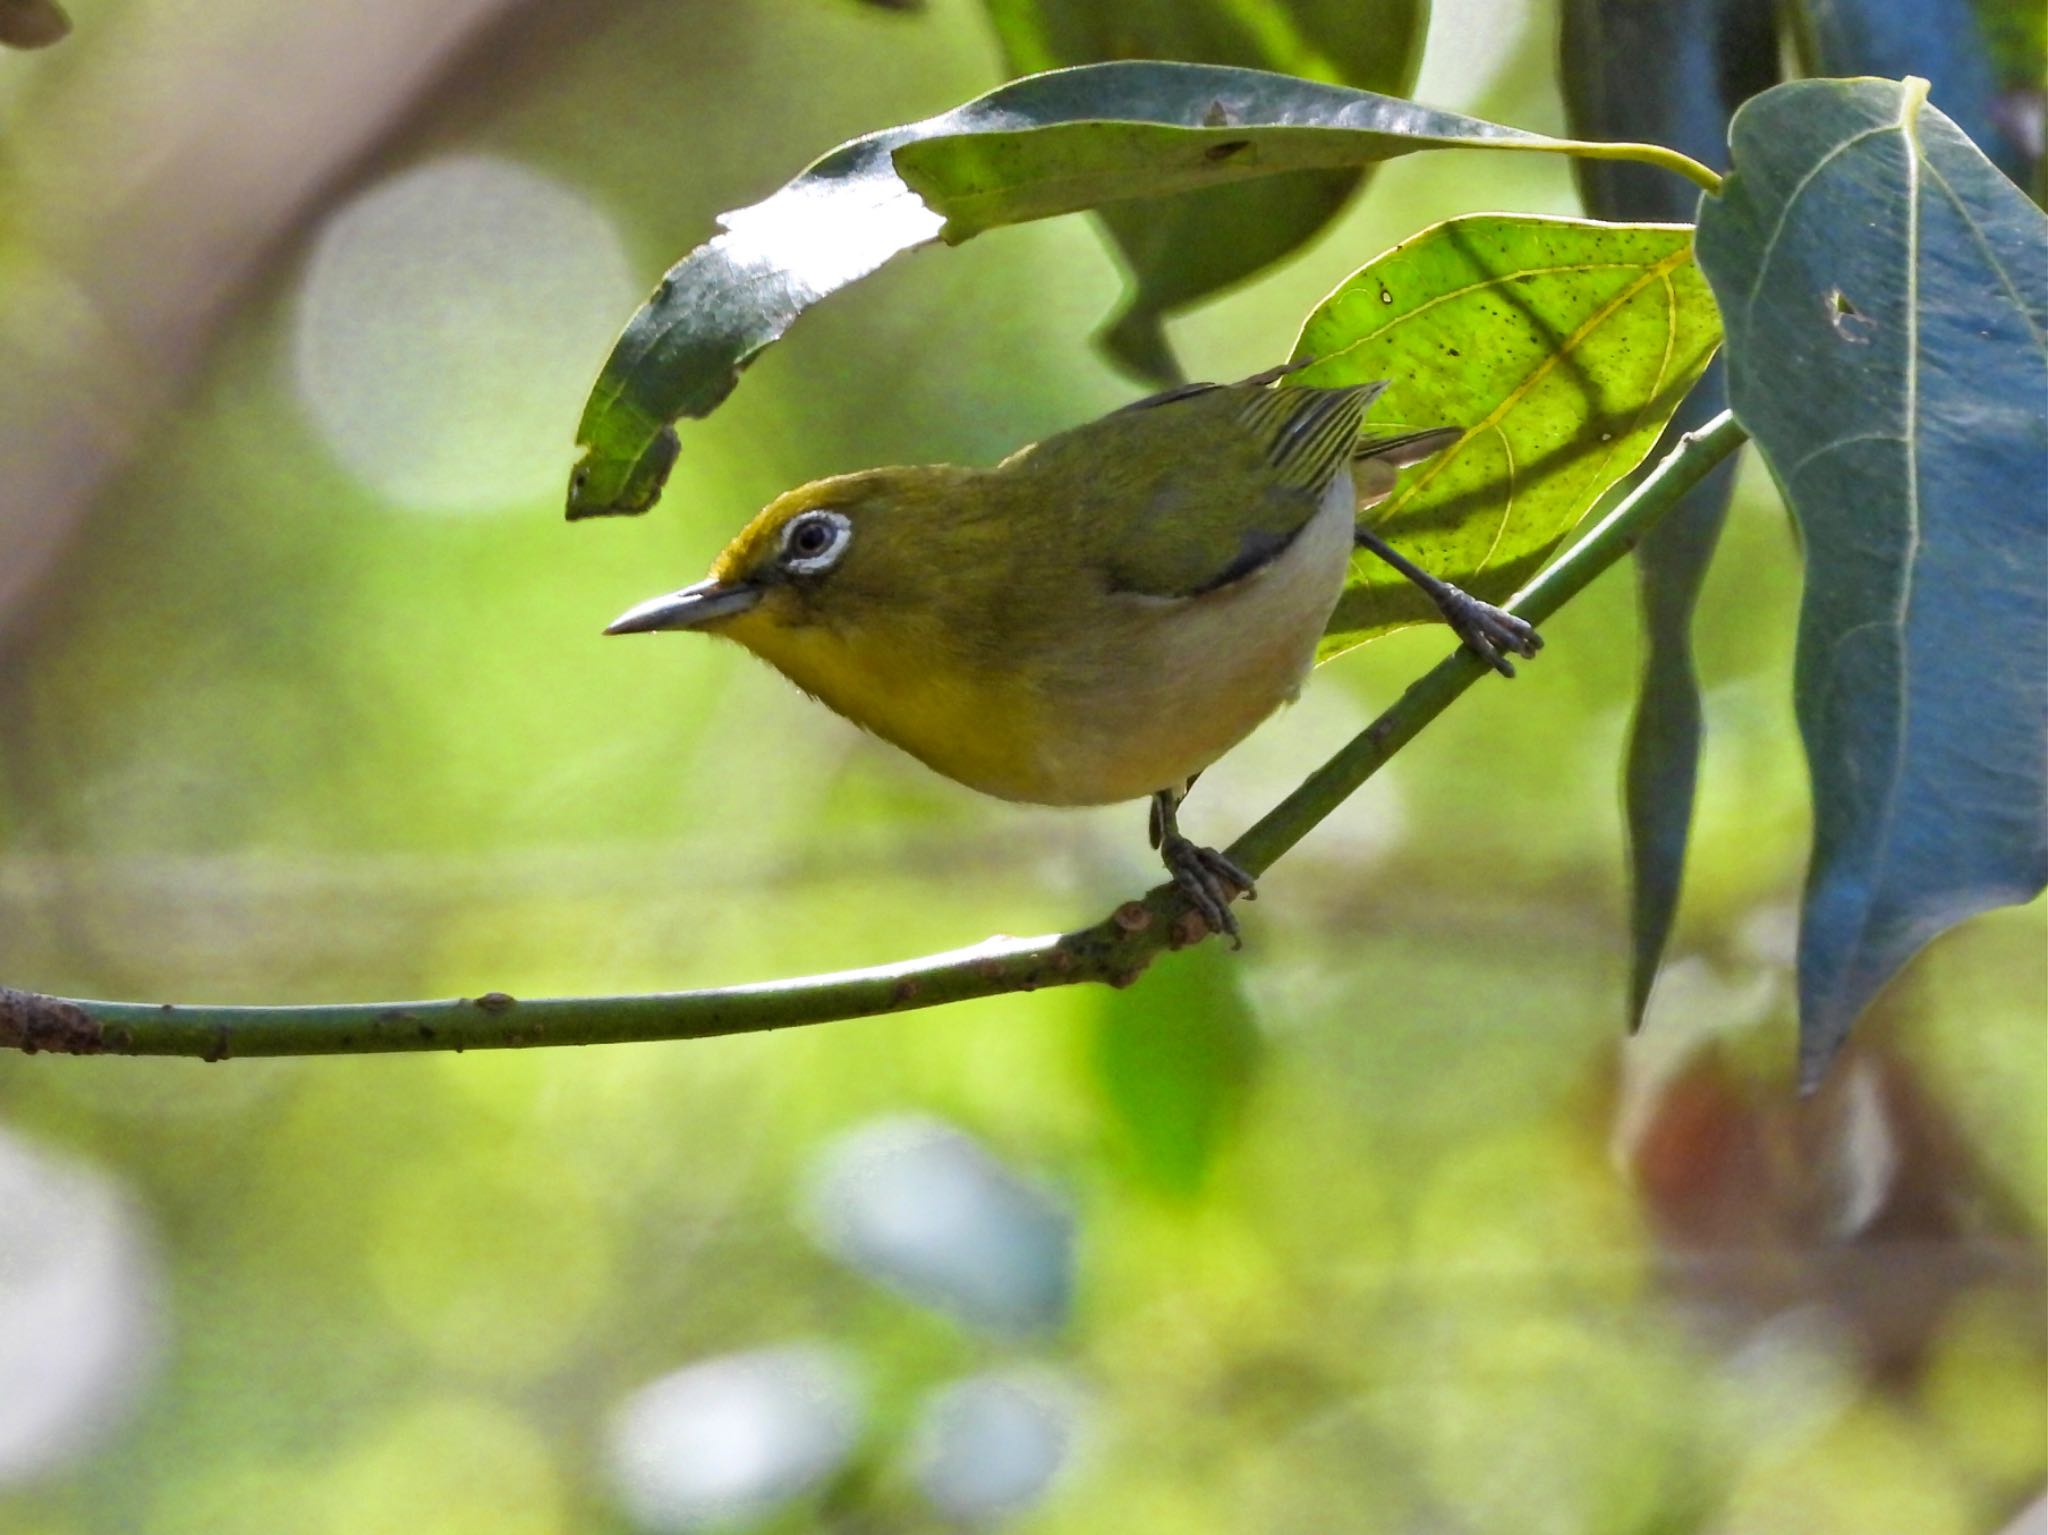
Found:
569,61 -> 1710,519
889,73 -> 1707,242
1694,78 -> 2048,1088
1617,384 -> 1743,1028
1291,215 -> 1722,658
1092,945 -> 1261,1198
1786,0 -> 2036,187
984,0 -> 1427,383
1560,0 -> 1777,1028
0,0 -> 69,48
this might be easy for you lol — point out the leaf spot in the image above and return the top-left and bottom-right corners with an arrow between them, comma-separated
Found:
1827,288 -> 1876,343
1204,139 -> 1252,164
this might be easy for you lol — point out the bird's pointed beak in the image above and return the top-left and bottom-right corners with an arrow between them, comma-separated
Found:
603,577 -> 762,635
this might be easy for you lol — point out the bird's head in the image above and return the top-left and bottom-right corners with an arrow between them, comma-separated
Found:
603,464 -> 982,649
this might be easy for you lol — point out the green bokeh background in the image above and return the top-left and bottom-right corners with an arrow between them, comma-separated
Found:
0,1 -> 2041,1531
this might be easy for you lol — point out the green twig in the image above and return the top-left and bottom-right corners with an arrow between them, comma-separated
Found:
0,411 -> 1748,1060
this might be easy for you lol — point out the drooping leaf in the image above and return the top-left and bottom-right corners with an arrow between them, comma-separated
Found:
1786,0 -> 2036,187
569,61 -> 1712,519
1694,77 -> 2048,1088
1091,944 -> 1261,1199
1288,215 -> 1723,659
1560,0 -> 1778,1028
1617,382 -> 1744,1026
984,0 -> 1428,383
0,0 -> 69,48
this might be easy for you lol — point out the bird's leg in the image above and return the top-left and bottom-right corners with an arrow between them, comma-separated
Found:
1353,526 -> 1543,677
1150,786 -> 1255,948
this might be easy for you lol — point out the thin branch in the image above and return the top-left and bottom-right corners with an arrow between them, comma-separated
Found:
1,411 -> 1748,1059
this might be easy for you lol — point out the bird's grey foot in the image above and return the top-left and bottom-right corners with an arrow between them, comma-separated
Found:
1353,526 -> 1542,678
1159,834 -> 1256,948
1434,586 -> 1543,677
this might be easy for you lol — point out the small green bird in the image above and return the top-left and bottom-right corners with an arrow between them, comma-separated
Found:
606,365 -> 1539,939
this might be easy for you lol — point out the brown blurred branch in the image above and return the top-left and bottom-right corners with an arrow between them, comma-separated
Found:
0,0 -> 545,639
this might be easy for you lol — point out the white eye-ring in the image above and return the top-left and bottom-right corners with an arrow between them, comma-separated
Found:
780,510 -> 853,575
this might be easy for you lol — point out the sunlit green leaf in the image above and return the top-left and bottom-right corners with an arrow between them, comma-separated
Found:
984,0 -> 1428,383
1694,77 -> 2048,1088
569,61 -> 1708,520
1560,0 -> 1777,1029
1291,214 -> 1723,660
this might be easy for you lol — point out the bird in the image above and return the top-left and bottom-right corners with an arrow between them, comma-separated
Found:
605,363 -> 1540,941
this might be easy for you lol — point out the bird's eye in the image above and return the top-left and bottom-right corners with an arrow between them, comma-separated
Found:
780,510 -> 851,574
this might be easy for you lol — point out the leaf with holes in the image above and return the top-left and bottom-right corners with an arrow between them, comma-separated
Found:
1291,214 -> 1723,660
1695,77 -> 2048,1088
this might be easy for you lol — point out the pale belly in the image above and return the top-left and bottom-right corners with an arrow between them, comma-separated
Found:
998,472 -> 1356,806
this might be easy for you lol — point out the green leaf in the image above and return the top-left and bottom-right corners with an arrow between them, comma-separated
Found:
0,0 -> 69,48
1091,945 -> 1261,1198
1288,214 -> 1723,659
1694,78 -> 2048,1088
983,0 -> 1428,383
1786,0 -> 2037,188
569,61 -> 1717,519
1560,0 -> 1778,1028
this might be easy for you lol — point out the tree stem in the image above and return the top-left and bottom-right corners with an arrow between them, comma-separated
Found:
1,411 -> 1748,1060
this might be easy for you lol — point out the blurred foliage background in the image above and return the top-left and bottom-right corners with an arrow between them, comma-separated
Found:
0,1 -> 2041,1531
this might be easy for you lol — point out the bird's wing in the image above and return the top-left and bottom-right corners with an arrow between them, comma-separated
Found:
1011,378 -> 1385,600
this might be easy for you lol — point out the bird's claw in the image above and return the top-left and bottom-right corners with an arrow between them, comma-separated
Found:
1437,588 -> 1543,678
1160,835 -> 1256,948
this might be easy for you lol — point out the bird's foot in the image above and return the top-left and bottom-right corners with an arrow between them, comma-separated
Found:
1436,587 -> 1543,677
1159,834 -> 1256,948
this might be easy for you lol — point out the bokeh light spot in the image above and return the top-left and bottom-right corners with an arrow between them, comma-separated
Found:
805,1116 -> 1073,1335
0,1127 -> 163,1485
291,154 -> 636,514
367,1152 -> 614,1379
911,1368 -> 1085,1523
315,1397 -> 564,1535
605,1345 -> 862,1532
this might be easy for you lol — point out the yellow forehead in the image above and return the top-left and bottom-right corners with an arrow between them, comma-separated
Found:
709,479 -> 849,583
